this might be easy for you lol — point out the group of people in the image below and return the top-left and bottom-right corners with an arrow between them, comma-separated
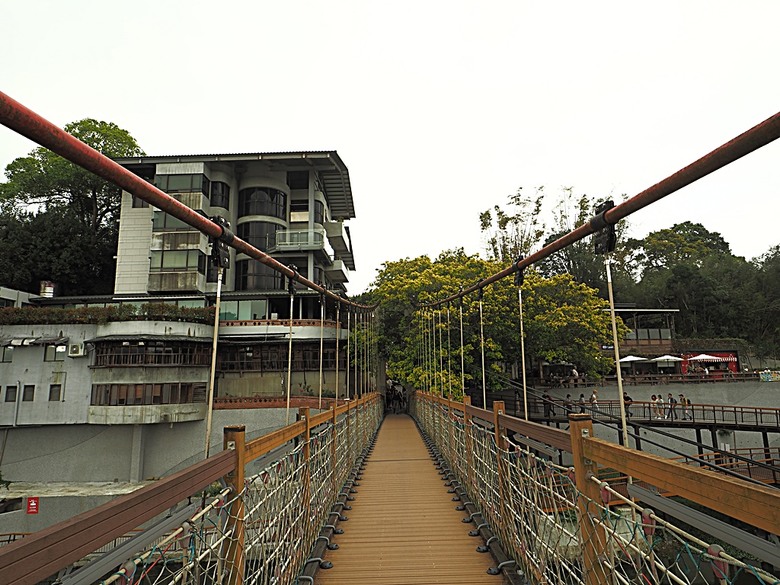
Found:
386,379 -> 407,414
556,390 -> 598,415
650,392 -> 693,420
544,390 -> 693,420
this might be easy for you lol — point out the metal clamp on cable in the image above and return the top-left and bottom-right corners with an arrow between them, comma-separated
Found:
488,559 -> 518,575
590,200 -> 617,254
514,255 -> 525,287
304,557 -> 333,570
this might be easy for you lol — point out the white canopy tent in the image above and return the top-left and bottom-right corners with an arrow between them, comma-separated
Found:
687,353 -> 737,362
651,355 -> 684,362
618,355 -> 648,363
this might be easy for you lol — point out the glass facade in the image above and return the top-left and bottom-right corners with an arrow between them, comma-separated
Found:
152,211 -> 195,231
235,260 -> 286,291
236,221 -> 281,252
219,299 -> 268,321
150,250 -> 207,273
210,181 -> 230,209
155,174 -> 210,196
238,187 -> 286,220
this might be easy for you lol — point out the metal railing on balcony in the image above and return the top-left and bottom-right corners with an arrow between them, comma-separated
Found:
273,228 -> 327,252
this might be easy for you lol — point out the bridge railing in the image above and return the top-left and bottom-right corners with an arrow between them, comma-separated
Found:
527,399 -> 780,428
0,393 -> 382,585
412,391 -> 780,585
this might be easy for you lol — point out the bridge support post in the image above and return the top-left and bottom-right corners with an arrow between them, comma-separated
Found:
492,401 -> 508,538
223,425 -> 246,585
569,414 -> 610,585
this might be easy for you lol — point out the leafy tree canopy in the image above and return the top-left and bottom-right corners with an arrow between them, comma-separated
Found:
363,249 -> 618,397
1,118 -> 144,231
625,221 -> 731,276
480,186 -> 635,298
0,118 -> 144,294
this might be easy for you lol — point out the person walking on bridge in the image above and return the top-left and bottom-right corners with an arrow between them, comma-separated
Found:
680,393 -> 693,420
666,392 -> 678,420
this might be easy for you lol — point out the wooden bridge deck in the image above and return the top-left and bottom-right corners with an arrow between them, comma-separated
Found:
316,414 -> 504,584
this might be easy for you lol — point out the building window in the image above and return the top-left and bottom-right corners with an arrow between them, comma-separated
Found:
0,346 -> 12,362
238,187 -> 286,220
219,299 -> 268,321
92,341 -> 212,367
155,174 -> 210,196
210,181 -> 230,209
235,260 -> 285,291
236,221 -> 281,252
22,385 -> 35,402
217,342 -> 345,372
4,386 -> 17,402
90,381 -> 207,406
44,345 -> 67,362
313,200 -> 325,224
152,211 -> 195,231
150,250 -> 207,274
49,384 -> 62,401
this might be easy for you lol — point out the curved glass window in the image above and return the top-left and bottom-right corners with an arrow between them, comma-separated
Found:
235,260 -> 285,291
236,221 -> 281,252
238,187 -> 286,219
314,200 -> 325,224
210,181 -> 230,209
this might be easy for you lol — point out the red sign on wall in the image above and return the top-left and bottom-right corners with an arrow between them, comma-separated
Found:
26,497 -> 39,514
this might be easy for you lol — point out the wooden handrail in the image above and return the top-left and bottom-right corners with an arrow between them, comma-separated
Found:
581,435 -> 780,535
0,450 -> 235,585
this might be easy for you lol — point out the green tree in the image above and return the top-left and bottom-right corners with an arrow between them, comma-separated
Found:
0,118 -> 144,294
480,187 -> 546,262
1,118 -> 144,231
481,186 -> 635,299
626,221 -> 731,277
364,249 -> 619,397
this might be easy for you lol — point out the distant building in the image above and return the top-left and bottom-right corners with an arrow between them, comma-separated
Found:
0,152 -> 360,502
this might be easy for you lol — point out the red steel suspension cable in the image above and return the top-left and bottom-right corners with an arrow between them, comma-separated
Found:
428,110 -> 780,307
0,90 -> 374,311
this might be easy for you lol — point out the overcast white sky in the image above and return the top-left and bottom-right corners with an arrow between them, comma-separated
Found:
2,1 -> 778,294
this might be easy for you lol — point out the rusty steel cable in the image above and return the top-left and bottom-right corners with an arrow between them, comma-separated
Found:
0,90 -> 375,312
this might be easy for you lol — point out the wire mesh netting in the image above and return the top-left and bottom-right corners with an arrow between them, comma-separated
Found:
412,395 -> 780,585
95,399 -> 382,585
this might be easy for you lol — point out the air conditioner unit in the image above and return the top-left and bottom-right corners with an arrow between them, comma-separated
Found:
68,343 -> 86,357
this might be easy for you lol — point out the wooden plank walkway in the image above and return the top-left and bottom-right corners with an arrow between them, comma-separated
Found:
316,414 -> 505,584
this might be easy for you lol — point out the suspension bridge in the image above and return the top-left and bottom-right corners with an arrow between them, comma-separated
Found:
0,92 -> 780,585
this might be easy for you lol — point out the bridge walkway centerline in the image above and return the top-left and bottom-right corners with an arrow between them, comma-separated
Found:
315,413 -> 505,584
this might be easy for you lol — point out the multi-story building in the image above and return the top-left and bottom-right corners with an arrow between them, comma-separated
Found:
0,152 -> 360,524
111,151 -> 357,400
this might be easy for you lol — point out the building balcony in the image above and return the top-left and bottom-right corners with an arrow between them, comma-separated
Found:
273,227 -> 327,252
325,259 -> 349,284
324,221 -> 355,270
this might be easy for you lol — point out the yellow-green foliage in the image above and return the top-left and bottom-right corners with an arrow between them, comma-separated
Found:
364,249 -> 624,393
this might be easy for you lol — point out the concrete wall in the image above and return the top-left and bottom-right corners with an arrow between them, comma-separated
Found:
0,407 -> 296,533
114,192 -> 154,295
0,324 -> 97,426
0,408 -> 291,484
0,493 -> 134,534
